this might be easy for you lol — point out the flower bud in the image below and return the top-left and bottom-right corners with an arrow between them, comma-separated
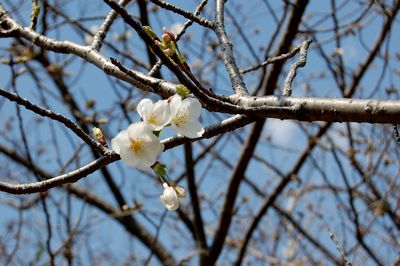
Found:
160,183 -> 179,211
92,127 -> 106,146
173,185 -> 186,198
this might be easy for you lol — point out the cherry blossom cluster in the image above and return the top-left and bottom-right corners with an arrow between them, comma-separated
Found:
111,93 -> 204,210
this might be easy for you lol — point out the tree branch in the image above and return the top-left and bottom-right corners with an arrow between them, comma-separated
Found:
148,0 -> 214,29
91,0 -> 132,51
0,145 -> 119,194
184,143 -> 208,263
214,0 -> 248,95
282,39 -> 312,96
0,6 -> 177,97
0,144 -> 177,265
0,88 -> 108,155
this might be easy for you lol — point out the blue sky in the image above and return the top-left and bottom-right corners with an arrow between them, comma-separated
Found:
1,0 -> 399,265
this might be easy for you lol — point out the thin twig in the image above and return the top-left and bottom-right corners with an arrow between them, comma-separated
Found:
393,125 -> 400,144
148,0 -> 209,77
29,0 -> 39,30
91,0 -> 132,51
0,88 -> 108,155
148,0 -> 213,29
282,39 -> 312,96
240,40 -> 311,74
327,227 -> 353,266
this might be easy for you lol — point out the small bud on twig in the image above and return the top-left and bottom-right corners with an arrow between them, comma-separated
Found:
92,127 -> 107,147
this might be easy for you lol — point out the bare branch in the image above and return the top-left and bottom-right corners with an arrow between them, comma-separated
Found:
0,8 -> 177,97
393,125 -> 400,144
214,0 -> 248,95
240,40 -> 307,74
328,227 -> 353,266
91,0 -> 132,51
148,0 -> 210,76
0,88 -> 108,155
0,147 -> 118,194
29,0 -> 39,30
184,143 -> 208,263
162,114 -> 255,150
148,0 -> 214,29
282,39 -> 312,96
226,95 -> 400,124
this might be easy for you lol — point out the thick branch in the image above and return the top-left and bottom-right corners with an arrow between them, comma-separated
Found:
214,0 -> 248,95
207,120 -> 265,264
0,8 -> 176,97
227,95 -> 400,124
184,143 -> 208,263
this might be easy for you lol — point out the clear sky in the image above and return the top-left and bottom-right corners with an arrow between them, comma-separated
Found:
0,0 -> 399,265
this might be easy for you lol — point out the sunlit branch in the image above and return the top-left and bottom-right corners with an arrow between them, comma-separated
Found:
91,0 -> 132,51
0,5 -> 177,97
282,39 -> 312,96
148,0 -> 214,29
214,0 -> 248,95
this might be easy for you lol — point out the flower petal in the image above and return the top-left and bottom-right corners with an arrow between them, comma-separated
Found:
169,94 -> 182,117
111,130 -> 129,154
119,144 -> 140,168
182,98 -> 202,120
145,138 -> 164,156
137,99 -> 153,121
174,120 -> 204,138
127,122 -> 152,138
153,100 -> 171,126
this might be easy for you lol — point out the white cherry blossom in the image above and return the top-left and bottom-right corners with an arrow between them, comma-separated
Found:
137,98 -> 171,131
169,94 -> 204,138
160,183 -> 179,210
111,122 -> 163,171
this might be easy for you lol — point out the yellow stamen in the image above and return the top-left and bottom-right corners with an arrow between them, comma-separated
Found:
148,115 -> 158,125
130,138 -> 144,153
173,112 -> 187,125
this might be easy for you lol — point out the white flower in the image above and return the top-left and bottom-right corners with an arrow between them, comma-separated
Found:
169,94 -> 204,138
111,122 -> 163,171
137,98 -> 171,131
160,183 -> 180,210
